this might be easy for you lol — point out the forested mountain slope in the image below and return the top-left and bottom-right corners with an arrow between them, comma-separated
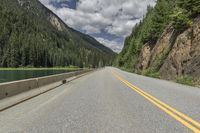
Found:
0,0 -> 115,68
114,0 -> 200,85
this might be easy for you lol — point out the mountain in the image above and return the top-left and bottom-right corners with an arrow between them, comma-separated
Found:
0,0 -> 116,68
114,0 -> 200,86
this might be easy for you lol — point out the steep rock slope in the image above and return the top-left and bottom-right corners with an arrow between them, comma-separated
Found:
0,0 -> 115,68
160,17 -> 200,83
137,25 -> 176,74
135,17 -> 200,84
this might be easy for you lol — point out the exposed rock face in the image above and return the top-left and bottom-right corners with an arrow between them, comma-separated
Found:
49,15 -> 63,31
136,16 -> 200,84
17,0 -> 31,8
160,16 -> 200,82
18,0 -> 27,6
149,25 -> 175,70
136,43 -> 152,71
136,25 -> 175,73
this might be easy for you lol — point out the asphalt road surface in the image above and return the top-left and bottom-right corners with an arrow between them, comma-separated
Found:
0,67 -> 200,133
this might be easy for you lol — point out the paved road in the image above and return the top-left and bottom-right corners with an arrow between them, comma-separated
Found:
0,67 -> 200,133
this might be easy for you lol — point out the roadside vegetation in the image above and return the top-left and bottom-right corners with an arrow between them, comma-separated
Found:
176,76 -> 195,86
143,69 -> 160,79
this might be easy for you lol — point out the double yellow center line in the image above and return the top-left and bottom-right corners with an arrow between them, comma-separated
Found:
112,71 -> 200,133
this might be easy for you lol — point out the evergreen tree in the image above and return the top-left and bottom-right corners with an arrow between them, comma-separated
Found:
173,0 -> 200,30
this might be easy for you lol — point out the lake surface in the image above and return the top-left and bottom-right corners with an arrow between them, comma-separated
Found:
0,70 -> 74,83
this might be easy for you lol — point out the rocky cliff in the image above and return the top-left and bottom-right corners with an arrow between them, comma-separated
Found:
135,16 -> 200,85
160,16 -> 200,84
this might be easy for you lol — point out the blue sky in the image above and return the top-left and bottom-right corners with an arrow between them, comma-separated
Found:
49,0 -> 76,9
39,0 -> 156,53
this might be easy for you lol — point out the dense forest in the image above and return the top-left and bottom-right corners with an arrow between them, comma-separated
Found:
0,0 -> 115,68
115,0 -> 200,72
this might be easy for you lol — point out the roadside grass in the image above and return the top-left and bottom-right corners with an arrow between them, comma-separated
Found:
143,69 -> 160,79
176,76 -> 195,86
121,67 -> 134,73
113,66 -> 197,87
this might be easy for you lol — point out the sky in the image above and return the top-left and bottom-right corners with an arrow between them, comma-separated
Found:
39,0 -> 156,53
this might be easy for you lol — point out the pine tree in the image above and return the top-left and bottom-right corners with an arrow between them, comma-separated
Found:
177,0 -> 200,16
150,0 -> 173,41
173,0 -> 200,30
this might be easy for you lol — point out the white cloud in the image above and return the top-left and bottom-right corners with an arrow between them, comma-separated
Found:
106,19 -> 140,37
95,37 -> 123,53
82,25 -> 100,34
39,0 -> 156,52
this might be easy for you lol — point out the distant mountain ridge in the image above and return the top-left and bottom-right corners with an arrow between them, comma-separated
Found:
0,0 -> 115,68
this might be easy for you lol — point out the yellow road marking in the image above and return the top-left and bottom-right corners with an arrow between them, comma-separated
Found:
112,71 -> 200,133
113,71 -> 200,129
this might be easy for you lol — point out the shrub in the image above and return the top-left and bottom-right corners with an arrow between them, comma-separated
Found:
143,69 -> 160,79
176,76 -> 195,86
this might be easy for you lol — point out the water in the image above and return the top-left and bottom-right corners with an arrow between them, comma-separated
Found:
0,70 -> 74,83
